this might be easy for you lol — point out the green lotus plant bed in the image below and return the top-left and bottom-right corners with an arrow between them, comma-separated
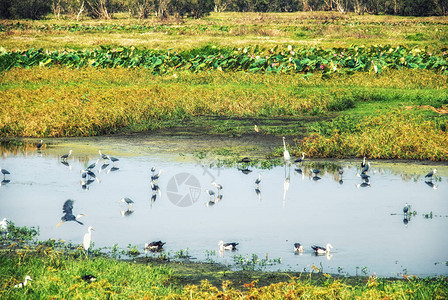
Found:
1,45 -> 447,74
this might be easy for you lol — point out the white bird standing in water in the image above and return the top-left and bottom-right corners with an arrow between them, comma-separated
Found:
255,174 -> 262,188
14,275 -> 32,288
282,137 -> 290,162
211,182 -> 223,195
83,226 -> 95,252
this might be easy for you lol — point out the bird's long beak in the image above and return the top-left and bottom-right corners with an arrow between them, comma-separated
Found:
56,220 -> 63,227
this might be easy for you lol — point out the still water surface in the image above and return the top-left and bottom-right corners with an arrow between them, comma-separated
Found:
1,138 -> 447,277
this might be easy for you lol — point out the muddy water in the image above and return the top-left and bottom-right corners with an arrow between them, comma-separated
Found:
1,136 -> 447,277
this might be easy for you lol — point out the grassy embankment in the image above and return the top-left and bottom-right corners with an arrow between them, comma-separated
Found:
1,223 -> 447,299
0,12 -> 447,160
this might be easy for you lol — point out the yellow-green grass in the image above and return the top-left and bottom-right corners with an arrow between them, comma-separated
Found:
294,111 -> 448,161
1,12 -> 447,51
0,250 -> 176,299
1,248 -> 447,300
0,67 -> 446,137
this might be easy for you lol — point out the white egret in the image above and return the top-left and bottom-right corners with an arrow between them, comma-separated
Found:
14,275 -> 32,288
282,137 -> 290,162
83,226 -> 95,252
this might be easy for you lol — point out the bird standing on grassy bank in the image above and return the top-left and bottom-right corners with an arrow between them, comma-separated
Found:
1,218 -> 9,235
83,226 -> 95,252
14,275 -> 32,288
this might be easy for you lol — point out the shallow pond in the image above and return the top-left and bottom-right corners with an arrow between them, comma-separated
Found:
1,136 -> 447,278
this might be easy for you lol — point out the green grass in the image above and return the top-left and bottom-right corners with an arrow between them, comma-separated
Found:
1,222 -> 447,299
1,12 -> 447,160
1,12 -> 447,51
2,249 -> 447,299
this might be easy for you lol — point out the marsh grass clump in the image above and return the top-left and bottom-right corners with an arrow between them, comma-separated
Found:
296,111 -> 448,160
181,275 -> 448,299
0,249 -> 176,299
2,221 -> 39,243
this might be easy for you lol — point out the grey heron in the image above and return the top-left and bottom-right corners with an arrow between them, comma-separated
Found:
61,150 -> 72,161
255,174 -> 261,187
119,197 -> 134,209
294,152 -> 306,165
425,169 -> 437,180
56,199 -> 86,227
36,140 -> 43,149
1,167 -> 10,179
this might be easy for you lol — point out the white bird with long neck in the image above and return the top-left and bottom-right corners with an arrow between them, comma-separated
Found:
14,275 -> 32,288
0,218 -> 8,231
282,137 -> 290,162
83,226 -> 95,252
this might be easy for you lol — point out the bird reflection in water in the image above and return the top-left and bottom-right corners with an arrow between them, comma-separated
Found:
338,167 -> 344,185
255,188 -> 262,202
120,209 -> 134,217
425,181 -> 438,190
60,161 -> 72,170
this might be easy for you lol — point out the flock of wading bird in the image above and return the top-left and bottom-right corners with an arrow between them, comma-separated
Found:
0,137 -> 442,287
2,138 -> 440,258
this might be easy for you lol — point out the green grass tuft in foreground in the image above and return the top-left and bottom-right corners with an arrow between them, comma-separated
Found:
1,223 -> 447,299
